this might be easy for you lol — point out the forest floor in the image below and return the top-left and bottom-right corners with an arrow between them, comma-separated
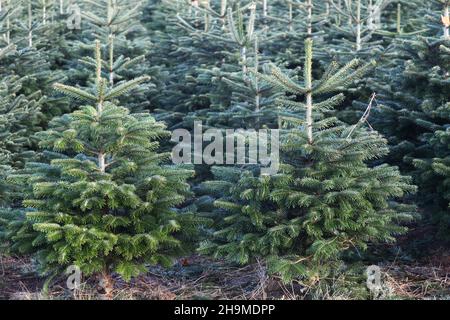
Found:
1,250 -> 449,300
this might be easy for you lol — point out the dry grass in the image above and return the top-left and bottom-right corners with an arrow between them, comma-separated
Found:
381,260 -> 449,299
0,254 -> 449,300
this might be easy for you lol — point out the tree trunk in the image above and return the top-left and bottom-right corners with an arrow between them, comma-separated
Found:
98,153 -> 106,173
307,0 -> 312,37
254,37 -> 260,112
43,0 -> 47,25
306,92 -> 313,144
367,0 -> 374,30
348,0 -> 352,25
109,35 -> 114,85
288,3 -> 293,31
220,0 -> 227,27
6,3 -> 10,45
241,46 -> 247,73
28,3 -> 33,47
397,3 -> 401,34
444,4 -> 449,39
305,40 -> 313,144
336,0 -> 342,25
356,0 -> 361,51
99,271 -> 114,300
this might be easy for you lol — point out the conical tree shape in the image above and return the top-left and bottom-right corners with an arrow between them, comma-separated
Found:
200,39 -> 416,283
1,42 -> 201,295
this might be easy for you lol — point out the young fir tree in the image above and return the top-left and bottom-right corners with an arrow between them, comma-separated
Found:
191,36 -> 281,214
412,42 -> 450,241
144,0 -> 213,128
0,42 -> 44,167
0,44 -> 24,207
403,1 -> 450,239
0,2 -> 70,239
165,0 -> 256,129
322,1 -> 427,132
0,52 -> 43,251
204,37 -> 281,130
351,1 -> 430,163
0,0 -> 71,121
200,39 -> 416,283
178,2 -> 278,129
146,0 -> 325,130
1,41 -> 201,297
261,0 -> 329,66
312,0 -> 397,114
68,0 -> 158,113
320,0 -> 419,69
360,1 -> 450,240
375,0 -> 427,37
151,0 -> 297,128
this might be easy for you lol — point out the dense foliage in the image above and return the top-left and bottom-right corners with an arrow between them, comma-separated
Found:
0,0 -> 448,295
200,39 -> 416,282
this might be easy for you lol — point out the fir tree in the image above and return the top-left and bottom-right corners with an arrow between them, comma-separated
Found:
322,1 -> 429,137
1,41 -> 201,297
407,1 -> 450,238
414,41 -> 450,238
167,1 -> 255,128
0,0 -> 70,120
363,1 -> 450,239
204,37 -> 281,130
325,0 -> 392,59
68,0 -> 157,113
150,0 -> 306,129
200,39 -> 416,283
375,0 -> 427,37
0,43 -> 42,250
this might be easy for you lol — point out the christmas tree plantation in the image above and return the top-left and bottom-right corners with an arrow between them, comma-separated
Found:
0,0 -> 449,300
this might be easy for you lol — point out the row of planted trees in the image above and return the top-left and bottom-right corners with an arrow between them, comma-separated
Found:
0,0 -> 449,298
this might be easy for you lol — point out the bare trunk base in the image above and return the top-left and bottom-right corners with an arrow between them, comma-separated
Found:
98,271 -> 114,300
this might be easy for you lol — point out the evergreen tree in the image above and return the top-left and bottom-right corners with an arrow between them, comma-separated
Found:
363,1 -> 450,239
204,37 -> 281,130
1,41 -> 201,297
67,0 -> 157,113
414,41 -> 450,238
375,0 -> 427,37
5,0 -> 70,120
147,0 -> 308,129
407,1 -> 450,239
0,1 -> 73,242
322,1 -> 428,135
155,0 -> 252,129
0,51 -> 38,248
324,0 -> 388,58
200,39 -> 416,282
0,44 -> 43,169
358,4 -> 433,165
